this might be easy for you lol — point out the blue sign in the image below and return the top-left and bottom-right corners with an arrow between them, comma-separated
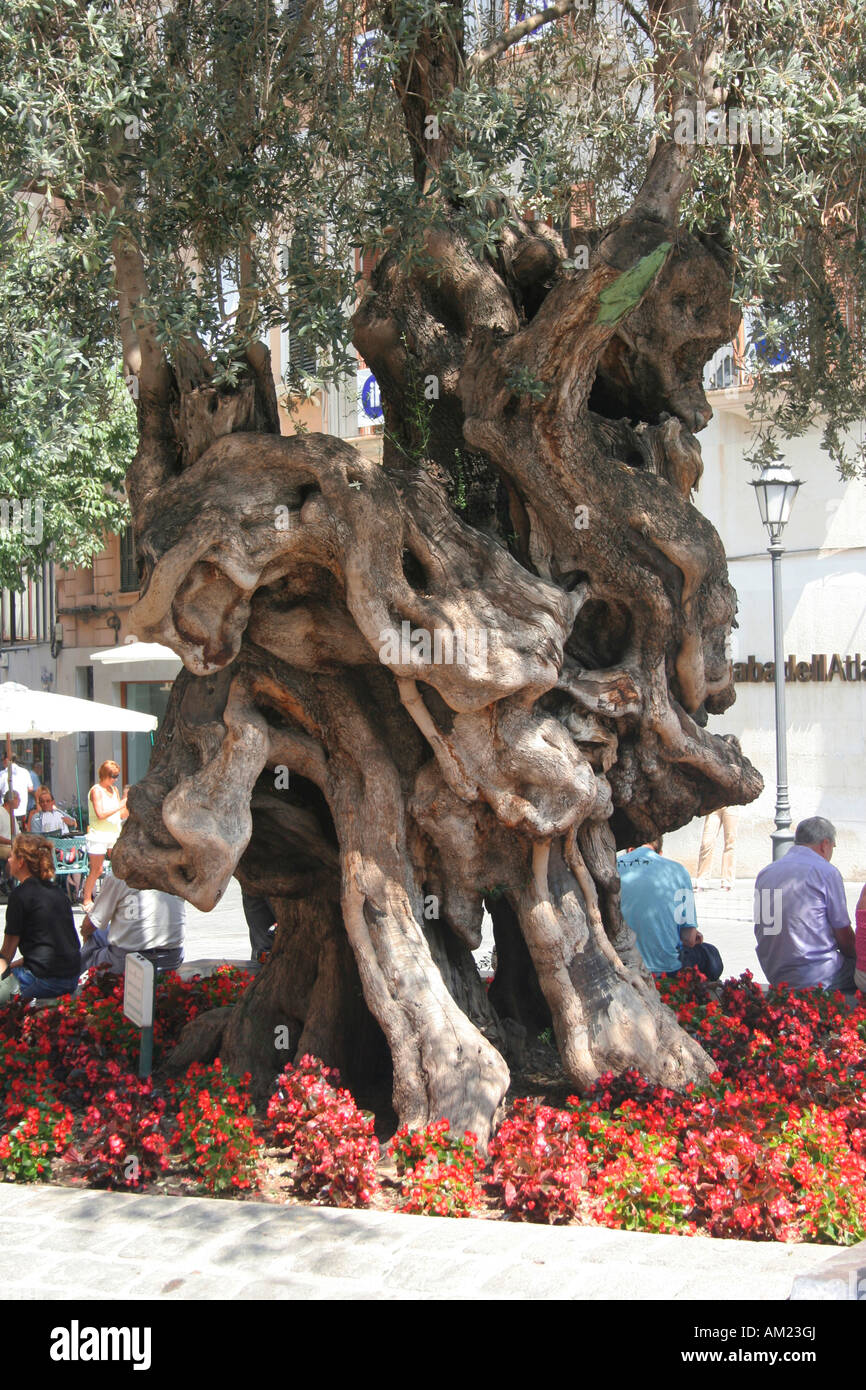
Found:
354,31 -> 381,86
360,372 -> 383,421
753,336 -> 790,367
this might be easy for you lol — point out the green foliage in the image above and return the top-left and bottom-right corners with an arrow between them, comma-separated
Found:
0,0 -> 863,480
453,448 -> 467,514
382,350 -> 434,464
505,365 -> 549,401
669,0 -> 866,474
0,202 -> 133,585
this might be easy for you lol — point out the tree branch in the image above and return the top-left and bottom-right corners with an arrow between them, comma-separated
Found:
620,0 -> 653,40
624,0 -> 704,227
105,211 -> 171,409
104,185 -> 177,513
383,0 -> 465,188
468,0 -> 578,72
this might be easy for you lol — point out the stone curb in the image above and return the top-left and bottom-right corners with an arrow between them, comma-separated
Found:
789,1240 -> 866,1300
0,1184 -> 840,1301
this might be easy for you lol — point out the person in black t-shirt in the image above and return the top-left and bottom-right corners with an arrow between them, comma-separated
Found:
0,834 -> 81,1005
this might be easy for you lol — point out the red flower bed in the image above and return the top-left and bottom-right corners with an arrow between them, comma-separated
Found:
485,972 -> 866,1240
488,1100 -> 589,1223
0,1100 -> 74,1181
67,1072 -> 170,1189
1,966 -> 864,1241
0,966 -> 257,1194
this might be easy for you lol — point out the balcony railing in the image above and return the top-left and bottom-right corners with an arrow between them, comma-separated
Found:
703,346 -> 754,393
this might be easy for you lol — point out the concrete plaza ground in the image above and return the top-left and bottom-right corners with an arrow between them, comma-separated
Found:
2,873 -> 865,1300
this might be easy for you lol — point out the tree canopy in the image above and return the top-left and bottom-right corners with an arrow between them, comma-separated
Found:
1,0 -> 864,473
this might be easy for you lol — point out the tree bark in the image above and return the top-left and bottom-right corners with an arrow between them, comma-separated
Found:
220,893 -> 389,1106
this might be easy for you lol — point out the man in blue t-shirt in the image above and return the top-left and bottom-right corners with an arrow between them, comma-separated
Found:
617,838 -> 721,979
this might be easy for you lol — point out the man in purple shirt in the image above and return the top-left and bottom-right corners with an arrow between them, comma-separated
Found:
754,816 -> 856,991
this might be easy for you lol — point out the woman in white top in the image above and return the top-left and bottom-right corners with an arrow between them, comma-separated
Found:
81,760 -> 127,911
26,786 -> 77,836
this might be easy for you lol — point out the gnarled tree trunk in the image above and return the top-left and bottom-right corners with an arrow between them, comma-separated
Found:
112,5 -> 762,1145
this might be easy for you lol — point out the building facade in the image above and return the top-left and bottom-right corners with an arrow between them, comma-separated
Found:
665,368 -> 866,880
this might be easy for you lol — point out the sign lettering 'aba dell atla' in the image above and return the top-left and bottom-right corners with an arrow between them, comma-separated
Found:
733,654 -> 866,684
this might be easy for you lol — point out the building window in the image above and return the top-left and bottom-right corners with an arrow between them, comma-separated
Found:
119,526 -> 139,593
0,560 -> 52,644
281,325 -> 318,383
122,680 -> 170,787
279,236 -> 319,388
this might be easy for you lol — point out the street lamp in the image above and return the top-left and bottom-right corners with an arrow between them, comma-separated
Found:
750,461 -> 802,859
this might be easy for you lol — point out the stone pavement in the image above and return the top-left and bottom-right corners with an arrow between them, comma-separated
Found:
166,876 -> 252,963
0,1183 -> 838,1301
110,876 -> 866,983
75,877 -> 785,983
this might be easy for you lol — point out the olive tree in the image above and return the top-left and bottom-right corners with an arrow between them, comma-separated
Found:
2,0 -> 864,1139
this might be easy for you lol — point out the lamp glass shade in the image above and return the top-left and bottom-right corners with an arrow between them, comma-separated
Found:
751,463 -> 802,538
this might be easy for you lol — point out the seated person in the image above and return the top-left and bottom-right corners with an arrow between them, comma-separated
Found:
856,884 -> 866,994
79,874 -> 186,975
617,837 -> 723,979
754,816 -> 856,992
0,790 -> 20,882
27,786 -> 77,836
0,834 -> 82,1005
26,787 -> 81,899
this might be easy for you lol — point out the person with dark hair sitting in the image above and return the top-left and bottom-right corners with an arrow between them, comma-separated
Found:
27,786 -> 76,836
0,834 -> 81,1005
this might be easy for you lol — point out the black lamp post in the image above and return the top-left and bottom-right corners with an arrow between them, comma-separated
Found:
749,461 -> 802,859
